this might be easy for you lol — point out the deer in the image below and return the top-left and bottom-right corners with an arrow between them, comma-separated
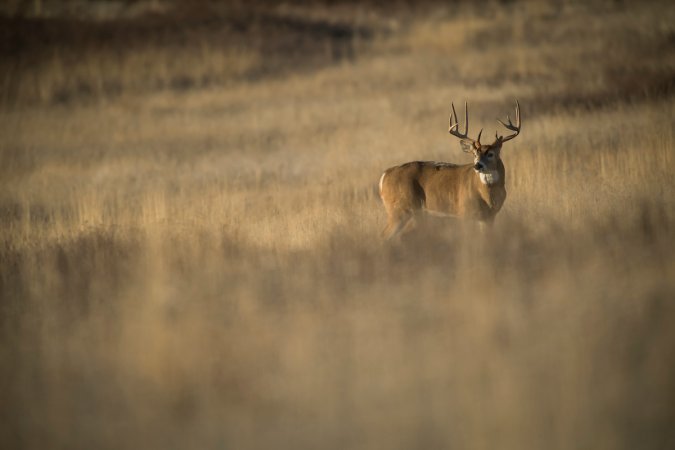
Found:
378,101 -> 521,239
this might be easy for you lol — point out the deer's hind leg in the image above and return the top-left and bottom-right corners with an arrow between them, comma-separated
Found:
383,211 -> 414,240
380,177 -> 425,240
383,204 -> 426,240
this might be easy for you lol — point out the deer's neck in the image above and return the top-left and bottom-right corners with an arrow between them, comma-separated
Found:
474,164 -> 506,209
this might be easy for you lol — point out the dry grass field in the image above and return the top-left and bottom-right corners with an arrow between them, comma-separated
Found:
1,1 -> 675,449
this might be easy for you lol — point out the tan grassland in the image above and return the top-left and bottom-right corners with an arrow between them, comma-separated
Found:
1,1 -> 674,449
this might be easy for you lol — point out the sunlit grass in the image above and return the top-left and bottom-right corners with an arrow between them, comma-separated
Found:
1,1 -> 674,449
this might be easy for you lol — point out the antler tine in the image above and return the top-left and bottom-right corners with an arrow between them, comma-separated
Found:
463,101 -> 468,137
497,100 -> 521,143
515,99 -> 520,128
449,103 -> 459,133
449,101 -> 480,146
497,115 -> 512,129
449,102 -> 466,137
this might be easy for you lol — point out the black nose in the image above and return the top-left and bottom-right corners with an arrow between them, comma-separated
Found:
474,163 -> 483,171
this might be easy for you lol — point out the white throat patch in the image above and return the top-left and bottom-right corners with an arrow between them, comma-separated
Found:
479,170 -> 500,185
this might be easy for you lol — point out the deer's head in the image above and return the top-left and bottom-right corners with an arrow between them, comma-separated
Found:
449,101 -> 521,175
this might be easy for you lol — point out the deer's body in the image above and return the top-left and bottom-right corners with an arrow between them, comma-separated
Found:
379,101 -> 519,239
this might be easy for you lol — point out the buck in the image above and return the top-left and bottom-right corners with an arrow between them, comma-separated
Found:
379,101 -> 521,239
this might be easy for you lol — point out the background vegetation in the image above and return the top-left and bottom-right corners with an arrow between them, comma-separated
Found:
1,1 -> 674,449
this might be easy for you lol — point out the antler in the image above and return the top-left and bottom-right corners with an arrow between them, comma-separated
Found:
449,102 -> 482,152
496,100 -> 521,143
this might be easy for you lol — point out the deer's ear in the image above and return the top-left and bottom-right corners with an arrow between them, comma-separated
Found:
460,139 -> 474,153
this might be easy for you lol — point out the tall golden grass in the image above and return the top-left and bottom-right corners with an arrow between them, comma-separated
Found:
1,1 -> 674,449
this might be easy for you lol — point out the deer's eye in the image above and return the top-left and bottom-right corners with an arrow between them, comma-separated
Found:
487,152 -> 495,158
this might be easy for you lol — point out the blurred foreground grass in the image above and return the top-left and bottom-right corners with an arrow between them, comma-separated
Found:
1,1 -> 675,449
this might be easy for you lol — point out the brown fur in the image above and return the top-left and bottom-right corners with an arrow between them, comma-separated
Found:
379,146 -> 507,239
